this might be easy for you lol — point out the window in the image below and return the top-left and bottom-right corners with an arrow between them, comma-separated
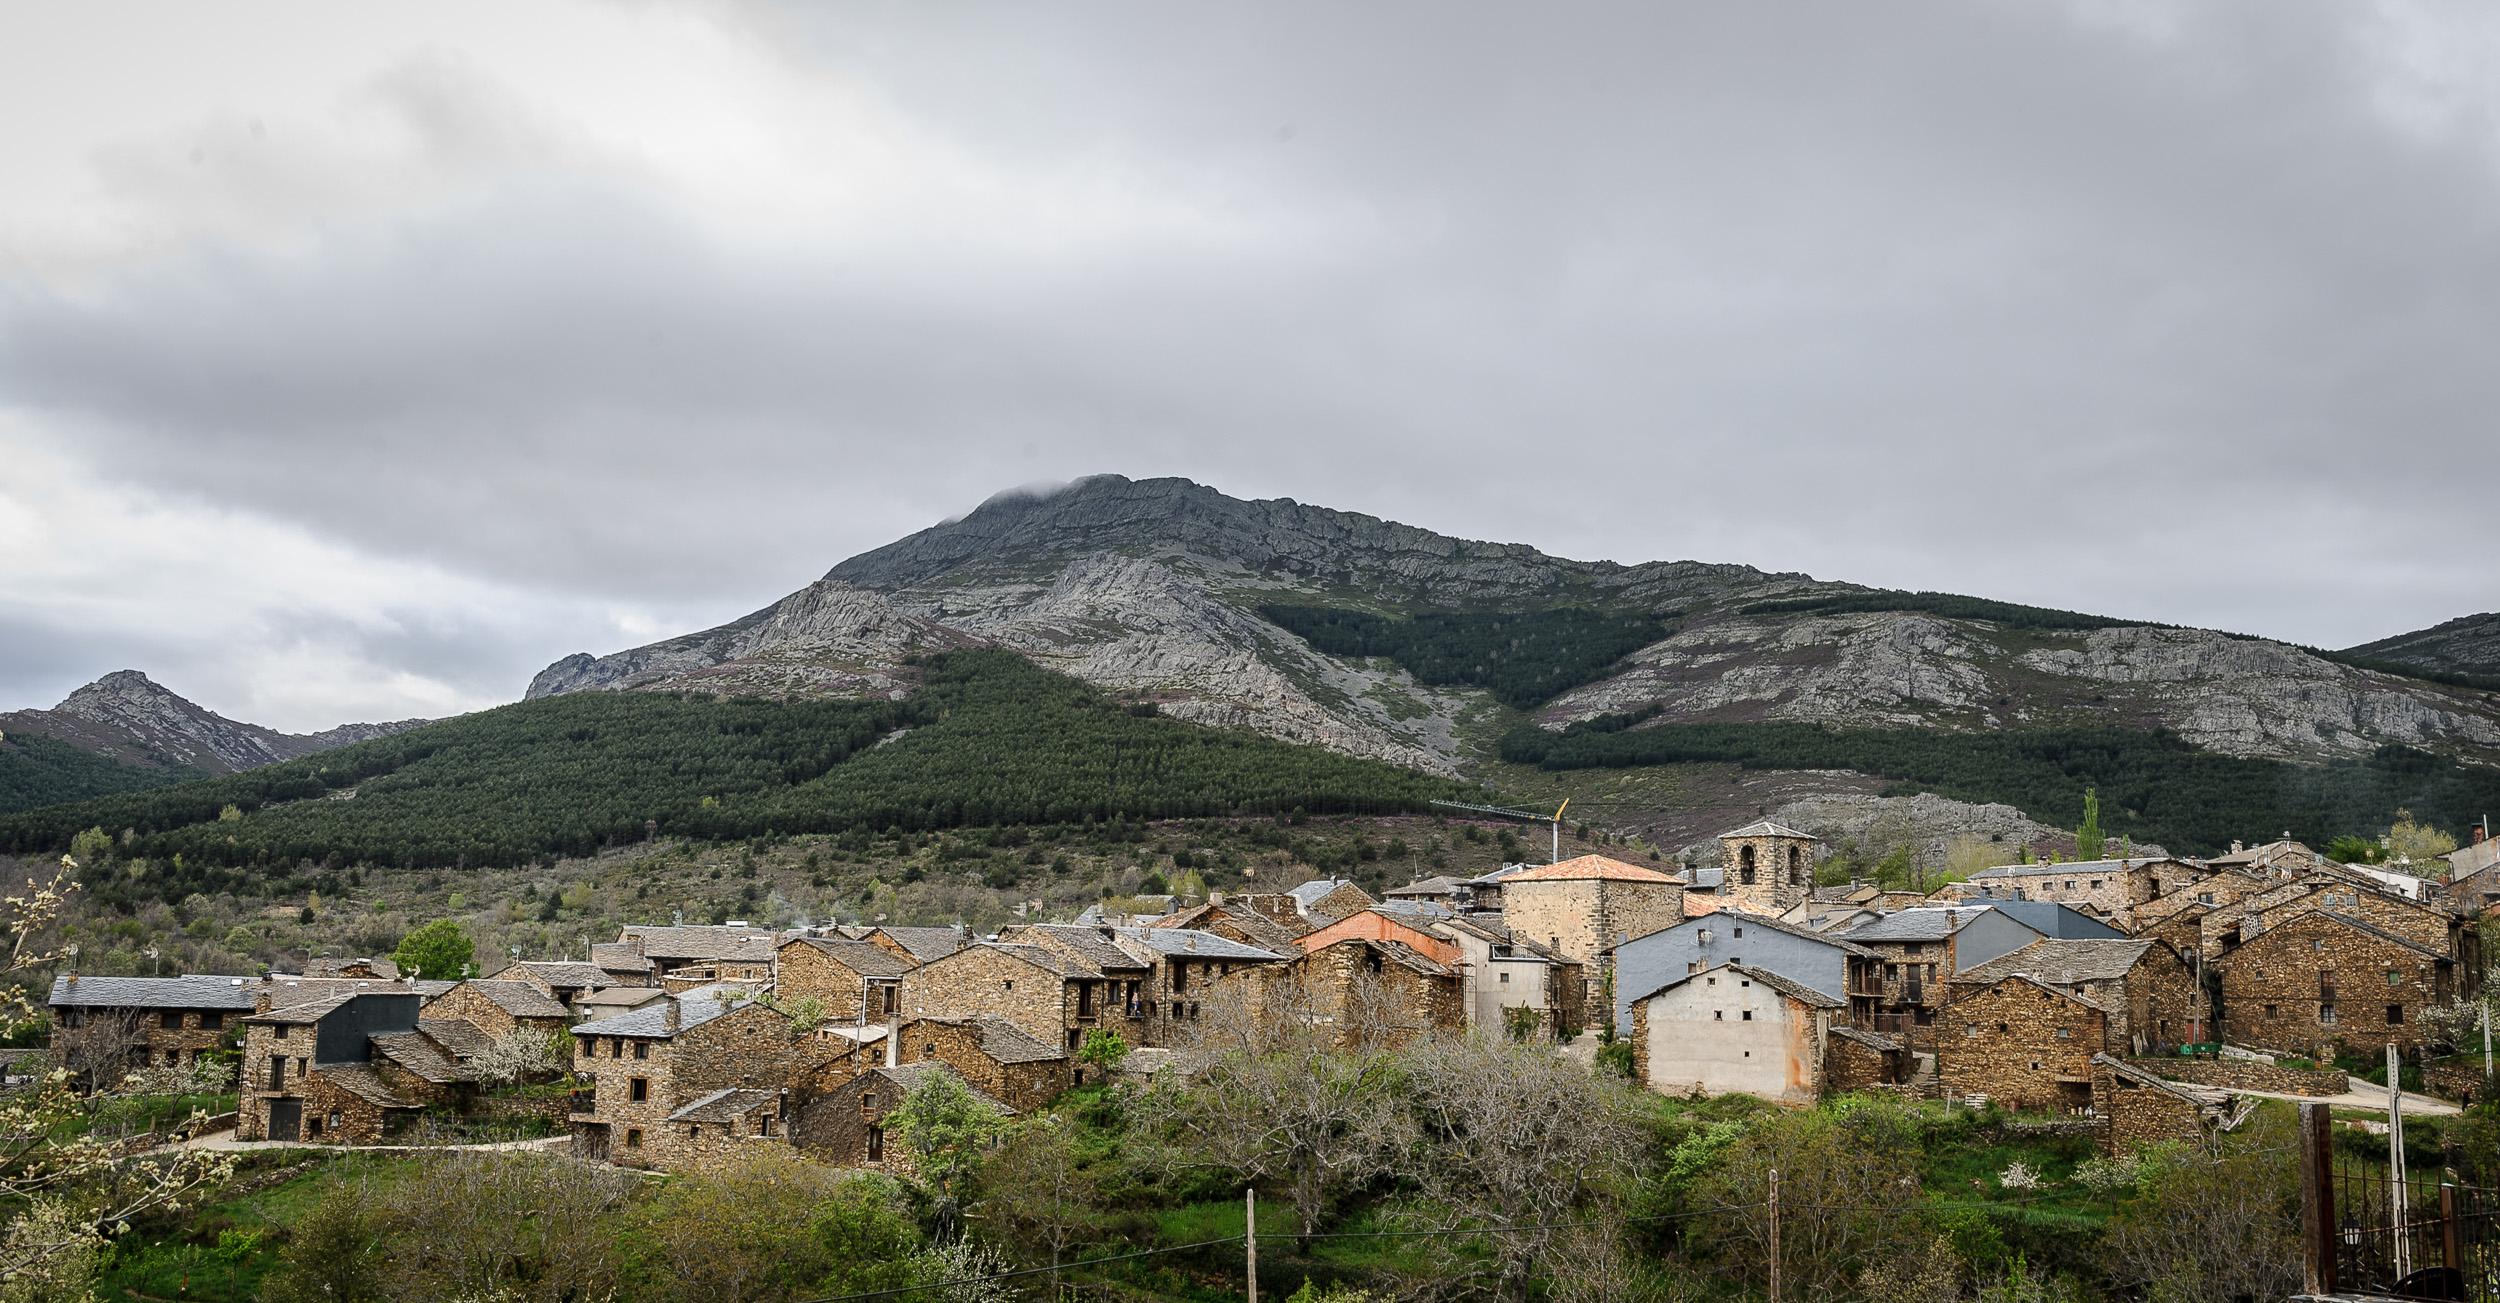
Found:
629,1077 -> 649,1102
1498,972 -> 1511,984
275,1024 -> 290,1040
1740,845 -> 1757,884
1964,1023 -> 1978,1038
160,1011 -> 182,1030
1706,977 -> 1717,987
2320,1005 -> 2338,1026
611,1038 -> 624,1057
2386,970 -> 2401,988
308,1115 -> 323,1139
1740,979 -> 1751,988
1741,1010 -> 1753,1021
866,1126 -> 884,1161
633,1042 -> 649,1060
1734,927 -> 1744,939
625,1128 -> 642,1149
861,1093 -> 877,1117
200,1012 -> 223,1030
1002,980 -> 1014,991
1687,961 -> 1701,975
1713,1010 -> 1723,1020
1925,964 -> 1936,982
688,1124 -> 701,1140
2387,1004 -> 2403,1025
2090,880 -> 2102,889
2198,892 -> 2214,905
2054,1027 -> 2071,1039
1787,846 -> 1803,886
1885,964 -> 1900,980
2312,939 -> 2325,954
296,1057 -> 307,1078
758,1115 -> 776,1137
2264,1003 -> 2279,1019
2065,881 -> 2076,891
327,1111 -> 342,1131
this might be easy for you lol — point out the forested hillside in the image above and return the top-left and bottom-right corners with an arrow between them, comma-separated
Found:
0,652 -> 1467,886
1258,604 -> 1668,707
0,731 -> 199,811
1500,718 -> 2500,856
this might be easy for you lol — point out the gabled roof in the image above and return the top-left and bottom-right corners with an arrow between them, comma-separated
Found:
783,936 -> 916,978
1384,875 -> 1471,897
305,957 -> 401,979
454,980 -> 572,1020
1001,924 -> 1150,972
572,991 -> 746,1039
589,943 -> 656,974
1306,935 -> 1454,978
245,992 -> 360,1026
1721,820 -> 1819,842
1840,906 -> 2005,943
416,1018 -> 496,1061
572,986 -> 667,1013
2215,910 -> 2450,964
1952,938 -> 2158,988
669,1087 -> 780,1123
1368,899 -> 1457,922
905,1014 -> 1067,1064
1980,899 -> 2128,940
1620,907 -> 1878,958
1969,857 -> 2181,879
502,961 -> 608,990
1637,961 -> 1844,1010
1941,971 -> 2108,1015
47,974 -> 258,1011
1152,902 -> 1309,950
263,976 -> 456,1005
1116,928 -> 1287,961
319,1064 -> 416,1109
1501,855 -> 1681,885
370,1030 -> 472,1084
1828,1025 -> 1903,1052
865,1062 -> 1017,1114
1288,878 -> 1367,907
868,926 -> 972,963
617,924 -> 781,962
2090,1053 -> 2233,1108
959,941 -> 1099,980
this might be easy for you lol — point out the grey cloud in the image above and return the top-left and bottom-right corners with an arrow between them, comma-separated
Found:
3,0 -> 2496,727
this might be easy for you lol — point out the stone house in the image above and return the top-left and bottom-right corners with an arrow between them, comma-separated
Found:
793,1062 -> 1013,1175
256,974 -> 457,1012
572,985 -> 668,1022
1235,879 -> 1377,928
1937,975 -> 2107,1113
2132,868 -> 2277,938
2203,873 -> 2454,957
238,991 -> 471,1143
588,942 -> 658,985
1428,914 -> 1587,1038
1839,906 -> 2052,1039
1498,855 -> 1685,1004
902,941 -> 1143,1054
1292,937 -> 1463,1050
2089,1054 -> 2252,1156
2210,911 -> 2454,1059
46,974 -> 255,1082
305,957 -> 400,979
612,923 -> 783,978
860,925 -> 973,967
658,1088 -> 791,1170
2207,838 -> 2328,875
892,1014 -> 1073,1110
567,990 -> 845,1170
1947,938 -> 2203,1055
775,937 -> 914,1028
1824,1025 -> 1909,1090
1294,908 -> 1462,967
1382,875 -> 1474,908
1714,821 -> 1820,915
497,960 -> 638,1008
1604,910 -> 1879,1036
1118,926 -> 1290,1042
1949,858 -> 2181,920
993,924 -> 1158,1047
424,979 -> 573,1042
1627,963 -> 1840,1107
1151,900 -> 1310,952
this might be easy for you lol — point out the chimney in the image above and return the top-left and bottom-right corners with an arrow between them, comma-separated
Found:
2231,840 -> 2244,854
2475,820 -> 2488,846
885,1023 -> 898,1069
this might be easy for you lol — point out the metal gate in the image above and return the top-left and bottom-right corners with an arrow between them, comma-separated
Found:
2302,1101 -> 2500,1301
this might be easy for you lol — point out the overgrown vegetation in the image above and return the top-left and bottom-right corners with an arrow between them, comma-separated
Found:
1257,604 -> 1669,708
1736,589 -> 2145,632
1500,719 -> 2500,856
0,653 -> 1471,883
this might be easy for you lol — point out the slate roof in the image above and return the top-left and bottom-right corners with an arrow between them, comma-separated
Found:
503,961 -> 608,989
2089,1053 -> 2233,1107
1977,899 -> 2127,940
973,941 -> 1100,980
305,957 -> 401,979
1288,879 -> 1367,908
370,1030 -> 473,1084
1368,899 -> 1457,923
263,976 -> 455,1006
1970,858 -> 2174,879
1828,1025 -> 1903,1051
869,926 -> 972,963
1360,938 -> 1452,978
1721,820 -> 1819,841
1625,907 -> 1878,958
1943,971 -> 2108,1014
2251,911 -> 2450,963
1005,924 -> 1150,972
1384,875 -> 1471,897
784,936 -> 916,978
1636,961 -> 1844,1009
1840,906 -> 2001,943
1953,939 -> 2156,988
589,943 -> 656,974
616,924 -> 780,962
869,1062 -> 1016,1114
48,974 -> 257,1011
906,1014 -> 1067,1064
319,1064 -> 415,1109
1500,855 -> 1680,885
1116,928 -> 1287,961
416,1018 -> 496,1061
457,980 -> 571,1020
245,992 -> 359,1026
1152,902 -> 1308,950
571,987 -> 667,1015
669,1087 -> 780,1123
572,992 -> 741,1039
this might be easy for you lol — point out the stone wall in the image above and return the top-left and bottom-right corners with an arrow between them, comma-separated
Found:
1937,978 -> 2104,1113
2094,1061 -> 2218,1156
893,1019 -> 1071,1115
2122,1055 -> 2350,1097
792,1070 -> 920,1177
1298,942 -> 1461,1050
2214,911 -> 2450,1059
1721,833 -> 1814,914
903,947 -> 1071,1048
775,942 -> 897,1024
1825,1030 -> 1904,1092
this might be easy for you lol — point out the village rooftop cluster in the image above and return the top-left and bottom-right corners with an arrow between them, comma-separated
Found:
43,819 -> 2500,1171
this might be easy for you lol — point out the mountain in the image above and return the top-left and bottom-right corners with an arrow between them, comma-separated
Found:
2345,612 -> 2500,685
529,477 -> 2500,829
0,671 -> 425,813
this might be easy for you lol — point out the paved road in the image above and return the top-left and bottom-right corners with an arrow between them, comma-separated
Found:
2216,1086 -> 2459,1116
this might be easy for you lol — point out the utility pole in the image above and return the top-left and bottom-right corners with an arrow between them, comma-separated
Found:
2483,997 -> 2492,1081
1767,1166 -> 1781,1303
1244,1188 -> 1258,1303
1551,798 -> 1568,865
2388,1043 -> 2411,1280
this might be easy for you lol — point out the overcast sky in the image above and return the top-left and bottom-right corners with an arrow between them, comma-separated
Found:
4,1 -> 2497,731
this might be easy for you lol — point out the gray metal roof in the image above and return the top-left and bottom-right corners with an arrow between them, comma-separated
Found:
47,974 -> 257,1011
1981,899 -> 2127,940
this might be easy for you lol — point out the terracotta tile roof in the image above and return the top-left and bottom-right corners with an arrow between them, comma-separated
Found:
1501,855 -> 1681,885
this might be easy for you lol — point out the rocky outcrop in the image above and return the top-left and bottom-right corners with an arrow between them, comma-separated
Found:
1,671 -> 426,776
2345,611 -> 2500,680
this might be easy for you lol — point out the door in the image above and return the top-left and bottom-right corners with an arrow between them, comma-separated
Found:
267,1055 -> 287,1091
267,1099 -> 301,1142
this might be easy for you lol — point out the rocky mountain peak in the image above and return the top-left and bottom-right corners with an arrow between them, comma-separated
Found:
8,671 -> 428,779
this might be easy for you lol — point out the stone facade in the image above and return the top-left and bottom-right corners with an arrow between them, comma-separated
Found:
2121,1055 -> 2350,1097
775,937 -> 910,1028
1946,939 -> 2203,1056
1292,939 -> 1462,1050
1718,823 -> 1819,915
1500,861 -> 1685,1008
1937,976 -> 2106,1113
902,942 -> 1150,1054
423,981 -> 570,1042
2210,911 -> 2453,1060
1824,1026 -> 1907,1091
569,998 -> 844,1171
1951,858 -> 2167,919
2092,1056 -> 2235,1156
792,1063 -> 1008,1176
891,1016 -> 1072,1113
2207,876 -> 2452,957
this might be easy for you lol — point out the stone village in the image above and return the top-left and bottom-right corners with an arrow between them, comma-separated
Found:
45,819 -> 2495,1173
